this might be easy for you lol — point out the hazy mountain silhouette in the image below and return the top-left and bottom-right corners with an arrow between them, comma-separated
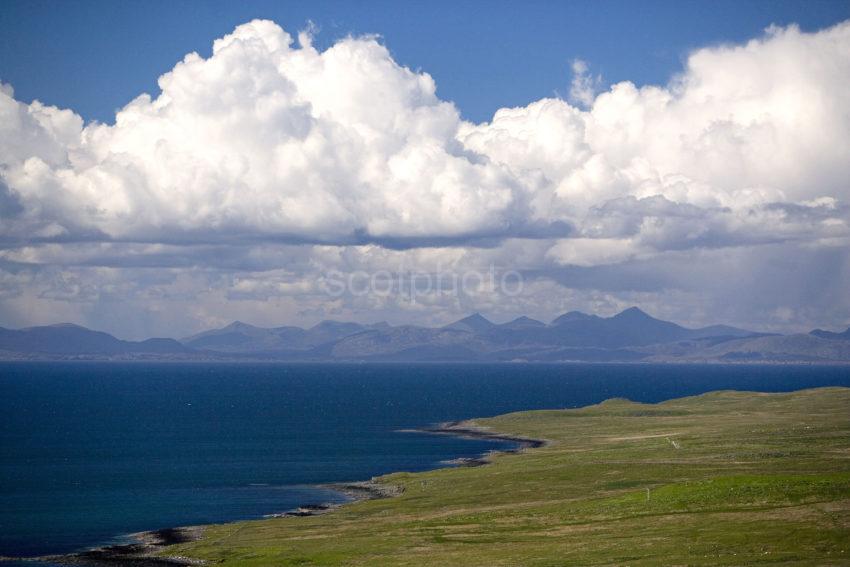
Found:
0,324 -> 188,356
810,327 -> 850,340
499,316 -> 546,330
1,309 -> 846,363
181,320 -> 384,354
444,313 -> 496,333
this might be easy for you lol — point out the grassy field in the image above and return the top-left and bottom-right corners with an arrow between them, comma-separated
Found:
166,387 -> 850,565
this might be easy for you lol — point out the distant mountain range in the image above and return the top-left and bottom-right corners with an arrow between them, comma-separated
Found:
2,308 -> 849,363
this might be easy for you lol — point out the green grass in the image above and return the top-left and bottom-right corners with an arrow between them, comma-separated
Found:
166,387 -> 850,565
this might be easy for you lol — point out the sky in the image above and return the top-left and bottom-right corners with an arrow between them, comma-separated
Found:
3,0 -> 849,125
1,0 -> 849,339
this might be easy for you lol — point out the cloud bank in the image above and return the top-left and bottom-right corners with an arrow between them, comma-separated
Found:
1,19 -> 849,336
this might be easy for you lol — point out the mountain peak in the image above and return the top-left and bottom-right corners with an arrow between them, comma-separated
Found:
612,307 -> 653,320
510,316 -> 544,325
551,311 -> 593,325
464,312 -> 491,322
223,320 -> 264,332
461,311 -> 493,325
810,327 -> 850,340
43,322 -> 88,330
500,316 -> 546,330
445,313 -> 495,332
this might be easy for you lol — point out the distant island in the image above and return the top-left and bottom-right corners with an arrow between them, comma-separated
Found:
2,307 -> 850,363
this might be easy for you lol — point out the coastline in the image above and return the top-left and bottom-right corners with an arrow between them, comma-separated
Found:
157,388 -> 850,565
30,527 -> 206,566
12,422 -> 545,567
20,482 -> 395,566
8,389 -> 850,565
406,420 -> 548,466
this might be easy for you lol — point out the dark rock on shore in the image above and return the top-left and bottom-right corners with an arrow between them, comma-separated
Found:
34,527 -> 205,566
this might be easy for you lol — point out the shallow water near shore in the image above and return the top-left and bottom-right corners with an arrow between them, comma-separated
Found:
2,362 -> 849,559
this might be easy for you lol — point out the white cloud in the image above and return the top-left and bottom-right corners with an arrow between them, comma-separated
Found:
546,237 -> 646,267
0,21 -> 533,245
3,19 -> 849,252
1,19 -> 850,334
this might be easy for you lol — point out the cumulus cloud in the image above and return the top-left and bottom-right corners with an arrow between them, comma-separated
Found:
0,21 -> 542,246
1,19 -> 850,335
3,19 -> 849,252
460,22 -> 850,258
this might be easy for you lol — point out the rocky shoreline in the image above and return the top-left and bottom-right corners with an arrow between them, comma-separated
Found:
3,480 -> 405,566
409,420 -> 548,466
8,423 -> 545,567
28,526 -> 206,566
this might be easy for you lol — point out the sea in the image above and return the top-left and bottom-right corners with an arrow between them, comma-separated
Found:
1,362 -> 849,562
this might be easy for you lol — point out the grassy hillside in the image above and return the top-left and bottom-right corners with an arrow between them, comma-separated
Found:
166,388 -> 850,565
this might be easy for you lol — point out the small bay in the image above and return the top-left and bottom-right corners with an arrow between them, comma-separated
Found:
1,361 -> 848,558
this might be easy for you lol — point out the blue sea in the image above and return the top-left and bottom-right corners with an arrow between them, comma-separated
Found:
1,362 -> 849,561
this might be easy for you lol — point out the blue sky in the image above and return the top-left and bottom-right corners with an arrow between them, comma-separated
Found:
2,0 -> 848,124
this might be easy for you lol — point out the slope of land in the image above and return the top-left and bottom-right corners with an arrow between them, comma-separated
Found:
162,387 -> 850,566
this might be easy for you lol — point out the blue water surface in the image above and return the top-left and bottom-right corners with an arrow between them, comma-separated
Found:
1,362 -> 849,558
